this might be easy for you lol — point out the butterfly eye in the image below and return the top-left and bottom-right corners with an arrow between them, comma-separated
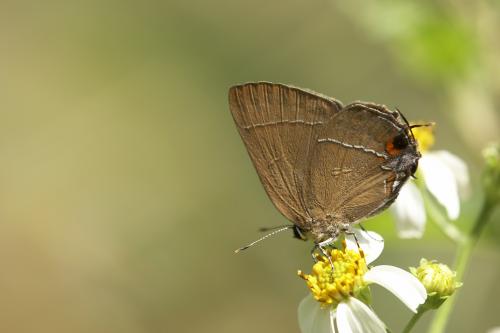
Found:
386,132 -> 409,155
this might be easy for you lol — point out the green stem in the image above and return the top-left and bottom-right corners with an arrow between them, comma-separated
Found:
402,309 -> 428,333
428,199 -> 496,333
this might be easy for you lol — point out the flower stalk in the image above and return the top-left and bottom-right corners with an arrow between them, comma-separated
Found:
428,199 -> 496,333
429,144 -> 500,333
402,308 -> 428,333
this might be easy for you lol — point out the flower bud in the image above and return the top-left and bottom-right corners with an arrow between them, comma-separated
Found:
410,258 -> 462,309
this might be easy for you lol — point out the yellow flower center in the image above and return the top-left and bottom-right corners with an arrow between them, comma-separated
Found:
411,124 -> 435,153
298,249 -> 368,308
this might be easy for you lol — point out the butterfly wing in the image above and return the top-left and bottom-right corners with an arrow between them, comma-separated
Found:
228,82 -> 343,228
305,102 -> 408,224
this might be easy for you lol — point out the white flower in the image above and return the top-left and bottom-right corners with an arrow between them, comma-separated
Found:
487,327 -> 500,333
419,151 -> 470,220
392,123 -> 470,238
393,181 -> 426,238
298,228 -> 427,333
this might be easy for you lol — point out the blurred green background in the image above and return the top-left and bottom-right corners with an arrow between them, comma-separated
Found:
0,1 -> 499,332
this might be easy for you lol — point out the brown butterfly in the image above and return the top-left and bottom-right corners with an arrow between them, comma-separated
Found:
229,82 -> 421,251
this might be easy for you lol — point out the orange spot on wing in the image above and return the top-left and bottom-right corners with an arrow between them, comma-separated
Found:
385,140 -> 401,156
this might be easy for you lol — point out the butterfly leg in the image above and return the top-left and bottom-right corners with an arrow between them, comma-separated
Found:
310,245 -> 319,262
315,238 -> 336,271
344,229 -> 361,249
342,225 -> 366,260
320,245 -> 335,272
358,223 -> 384,243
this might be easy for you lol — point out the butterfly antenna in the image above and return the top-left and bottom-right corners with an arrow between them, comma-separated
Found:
410,122 -> 435,129
395,107 -> 435,142
234,226 -> 293,253
409,122 -> 435,145
258,224 -> 292,232
395,107 -> 416,142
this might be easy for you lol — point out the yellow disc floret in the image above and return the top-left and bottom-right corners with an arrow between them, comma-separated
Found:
411,124 -> 435,153
298,249 -> 368,308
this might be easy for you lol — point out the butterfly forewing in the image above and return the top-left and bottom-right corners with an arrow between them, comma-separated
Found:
228,82 -> 343,227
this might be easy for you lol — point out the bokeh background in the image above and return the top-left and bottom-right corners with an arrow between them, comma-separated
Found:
0,1 -> 499,332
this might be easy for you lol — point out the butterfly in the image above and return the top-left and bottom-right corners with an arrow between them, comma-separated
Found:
229,82 -> 421,251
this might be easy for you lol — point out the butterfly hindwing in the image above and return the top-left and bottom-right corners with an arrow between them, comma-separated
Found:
305,103 -> 404,224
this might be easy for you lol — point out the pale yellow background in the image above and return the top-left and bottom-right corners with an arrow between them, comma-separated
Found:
0,1 -> 498,332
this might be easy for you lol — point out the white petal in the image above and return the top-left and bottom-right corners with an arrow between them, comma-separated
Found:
345,228 -> 384,265
298,295 -> 335,333
392,182 -> 426,238
419,153 -> 460,220
486,327 -> 500,333
330,310 -> 337,333
364,265 -> 427,313
336,298 -> 386,333
432,150 -> 470,199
